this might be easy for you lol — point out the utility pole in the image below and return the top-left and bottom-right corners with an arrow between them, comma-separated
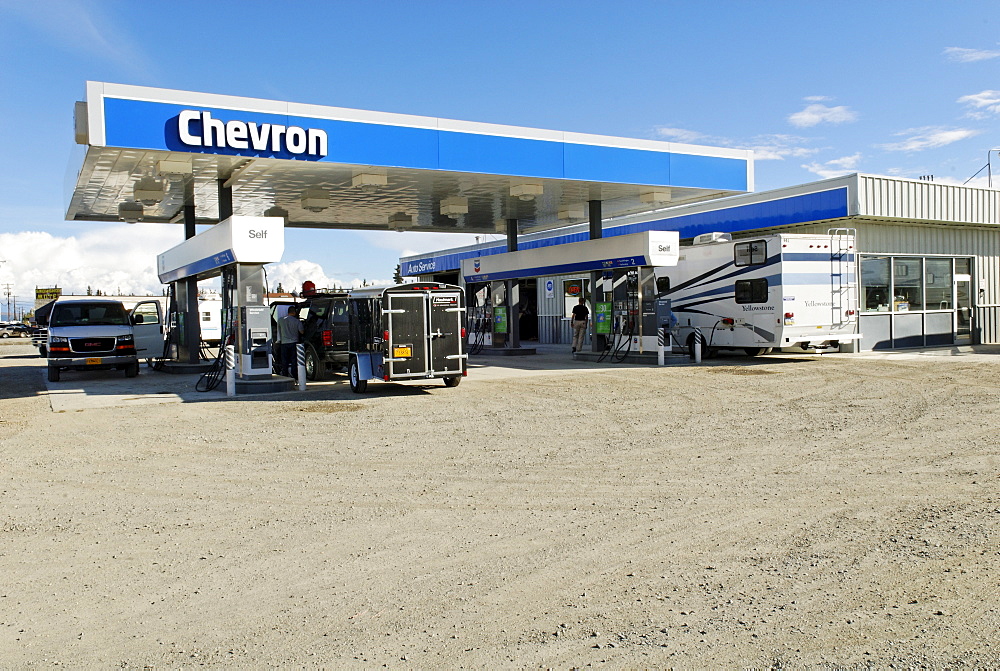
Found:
0,259 -> 7,321
1,283 -> 12,322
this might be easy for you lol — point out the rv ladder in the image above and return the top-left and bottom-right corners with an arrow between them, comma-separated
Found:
828,228 -> 857,327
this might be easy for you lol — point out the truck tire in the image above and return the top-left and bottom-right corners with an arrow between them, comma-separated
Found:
443,375 -> 462,388
305,344 -> 326,381
38,345 -> 47,358
124,362 -> 139,378
47,366 -> 59,382
349,358 -> 367,394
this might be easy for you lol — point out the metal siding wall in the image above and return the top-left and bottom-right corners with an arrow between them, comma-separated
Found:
536,274 -> 577,344
789,220 -> 1000,343
858,175 -> 1000,224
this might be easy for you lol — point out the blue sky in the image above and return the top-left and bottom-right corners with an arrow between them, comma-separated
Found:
0,0 -> 998,315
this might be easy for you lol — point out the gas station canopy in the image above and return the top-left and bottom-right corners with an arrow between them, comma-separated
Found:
67,82 -> 753,235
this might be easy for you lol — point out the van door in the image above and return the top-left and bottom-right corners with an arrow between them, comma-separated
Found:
385,292 -> 429,378
428,291 -> 464,374
130,301 -> 164,358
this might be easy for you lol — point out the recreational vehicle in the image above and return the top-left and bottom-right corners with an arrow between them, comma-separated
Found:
655,230 -> 859,356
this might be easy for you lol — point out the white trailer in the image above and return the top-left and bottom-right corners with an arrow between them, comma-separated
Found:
655,230 -> 859,355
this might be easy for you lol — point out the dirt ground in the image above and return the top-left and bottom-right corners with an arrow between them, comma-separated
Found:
1,338 -> 998,668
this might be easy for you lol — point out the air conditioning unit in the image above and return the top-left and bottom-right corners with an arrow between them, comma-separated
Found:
692,232 -> 732,245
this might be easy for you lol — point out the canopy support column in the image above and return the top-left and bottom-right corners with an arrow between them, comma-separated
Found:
177,201 -> 201,364
589,200 -> 602,239
506,219 -> 518,252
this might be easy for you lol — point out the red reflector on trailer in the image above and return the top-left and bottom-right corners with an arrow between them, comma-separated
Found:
463,369 -> 468,376
721,318 -> 735,326
784,312 -> 794,319
383,330 -> 390,341
461,327 -> 466,338
383,375 -> 390,381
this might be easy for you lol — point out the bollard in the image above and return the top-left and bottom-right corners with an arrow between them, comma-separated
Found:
296,342 -> 306,391
657,324 -> 666,366
225,345 -> 236,397
693,327 -> 703,364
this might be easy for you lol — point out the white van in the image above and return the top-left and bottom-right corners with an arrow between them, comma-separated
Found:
46,298 -> 163,382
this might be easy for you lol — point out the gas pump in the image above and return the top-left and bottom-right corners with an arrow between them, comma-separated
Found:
467,282 -> 493,354
610,269 -> 640,361
157,216 -> 287,392
220,264 -> 273,379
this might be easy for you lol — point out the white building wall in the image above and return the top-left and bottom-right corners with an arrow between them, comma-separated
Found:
777,220 -> 1000,344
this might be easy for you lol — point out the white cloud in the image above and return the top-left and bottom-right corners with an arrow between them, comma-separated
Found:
654,127 -> 709,143
878,126 -> 983,152
801,153 -> 863,179
743,134 -> 820,161
265,259 -> 392,293
0,225 -> 393,314
932,175 -> 993,188
652,126 -> 818,162
958,90 -> 1000,118
0,226 -> 180,307
788,103 -> 859,128
943,46 -> 1000,63
803,95 -> 832,102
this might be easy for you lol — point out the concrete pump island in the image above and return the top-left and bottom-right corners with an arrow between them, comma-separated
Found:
1,82 -> 998,666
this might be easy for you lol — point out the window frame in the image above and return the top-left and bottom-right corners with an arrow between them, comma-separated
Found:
734,240 -> 767,267
735,278 -> 768,304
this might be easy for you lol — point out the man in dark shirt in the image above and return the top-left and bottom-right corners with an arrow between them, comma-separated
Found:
571,296 -> 589,353
276,305 -> 304,377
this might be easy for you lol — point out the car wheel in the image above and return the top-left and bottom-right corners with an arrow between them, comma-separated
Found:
47,366 -> 60,382
349,358 -> 367,394
305,345 -> 326,381
443,375 -> 462,387
0,333 -> 8,339
124,362 -> 139,378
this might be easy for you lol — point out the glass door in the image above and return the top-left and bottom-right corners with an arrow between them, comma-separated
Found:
955,258 -> 973,344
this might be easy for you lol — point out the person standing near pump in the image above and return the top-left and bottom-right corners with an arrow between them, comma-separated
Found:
571,296 -> 589,353
277,305 -> 304,377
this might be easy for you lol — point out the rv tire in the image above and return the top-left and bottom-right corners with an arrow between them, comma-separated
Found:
686,332 -> 718,359
349,358 -> 367,394
743,347 -> 766,357
443,375 -> 462,388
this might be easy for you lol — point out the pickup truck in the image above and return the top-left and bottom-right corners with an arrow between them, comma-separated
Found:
45,298 -> 163,382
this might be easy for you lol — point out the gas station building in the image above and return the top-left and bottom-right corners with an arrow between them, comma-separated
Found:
403,174 -> 1000,352
65,82 -> 1000,367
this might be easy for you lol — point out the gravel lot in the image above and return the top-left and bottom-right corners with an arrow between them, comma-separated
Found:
1,338 -> 998,668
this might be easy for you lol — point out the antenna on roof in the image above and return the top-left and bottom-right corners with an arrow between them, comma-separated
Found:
964,148 -> 1000,187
